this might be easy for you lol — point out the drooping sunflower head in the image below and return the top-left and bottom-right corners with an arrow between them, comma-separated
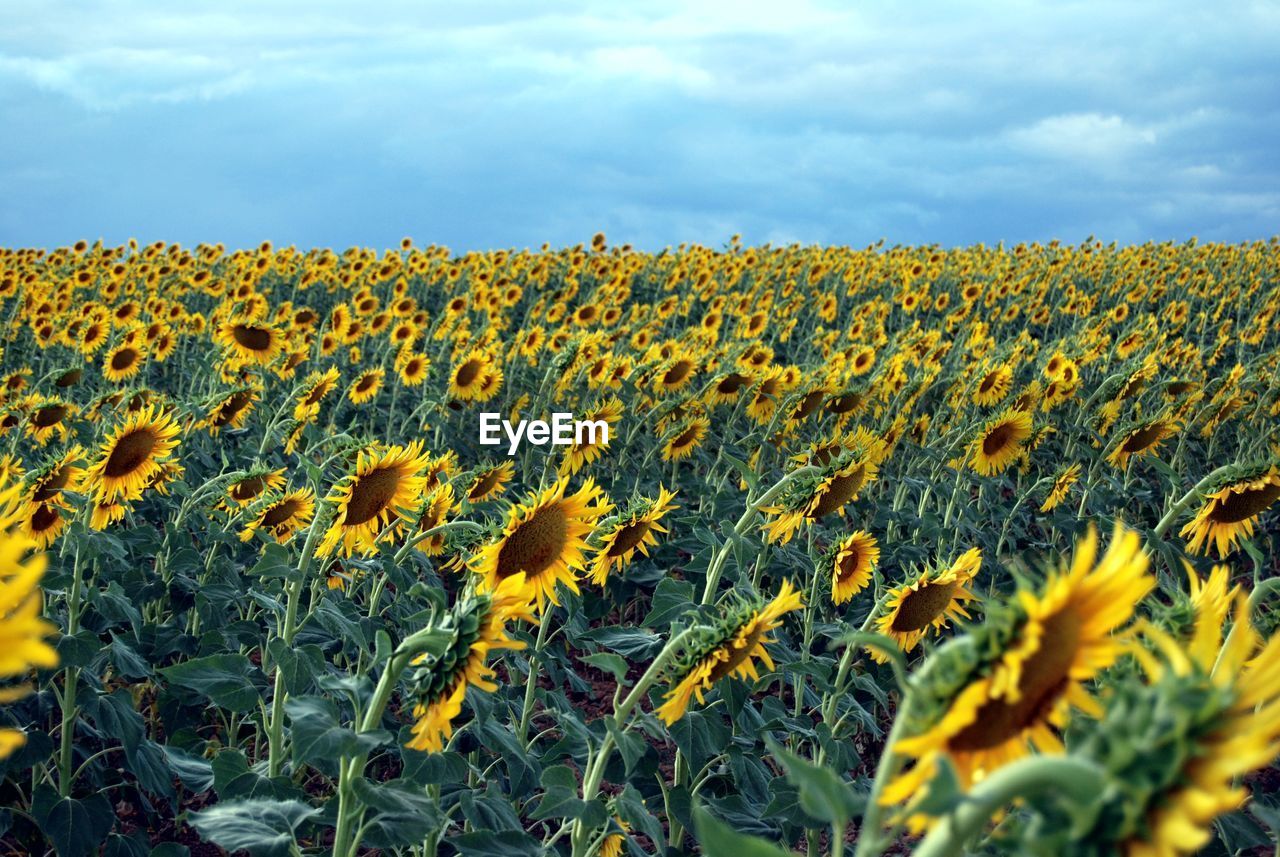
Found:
656,579 -> 804,725
1180,461 -> 1280,558
661,416 -> 710,462
471,477 -> 612,608
293,366 -> 341,422
84,404 -> 182,503
588,486 -> 678,586
25,398 -> 77,446
202,386 -> 260,434
829,530 -> 880,606
762,450 -> 879,545
873,547 -> 982,663
1039,462 -> 1082,512
464,460 -> 515,504
223,467 -> 287,509
969,408 -> 1033,476
414,483 -> 457,557
239,488 -> 316,544
26,446 -> 86,507
319,441 -> 433,557
405,575 -> 536,753
987,568 -> 1280,857
1107,415 -> 1179,469
882,524 -> 1153,821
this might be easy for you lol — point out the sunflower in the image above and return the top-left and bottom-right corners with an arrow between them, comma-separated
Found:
662,417 -> 710,462
215,318 -> 283,365
84,405 -> 182,503
560,398 -> 621,476
656,579 -> 803,725
1179,464 -> 1280,557
239,489 -> 316,544
405,574 -> 536,752
588,486 -> 678,585
319,442 -> 433,557
465,461 -> 514,503
1039,463 -> 1081,512
27,447 -> 86,508
873,547 -> 982,663
204,387 -> 259,434
293,366 -> 341,422
224,467 -> 287,508
830,530 -> 880,605
762,451 -> 878,545
996,566 -> 1280,857
0,480 -> 58,757
346,368 -> 384,405
102,343 -> 145,383
414,483 -> 456,557
395,350 -> 430,387
882,525 -> 1152,815
1107,417 -> 1179,469
471,477 -> 611,608
20,502 -> 68,549
449,349 -> 501,402
973,364 -> 1013,407
969,408 -> 1033,476
26,399 -> 76,446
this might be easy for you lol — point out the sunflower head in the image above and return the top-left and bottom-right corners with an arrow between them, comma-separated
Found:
656,580 -> 803,725
1179,460 -> 1280,557
84,404 -> 182,503
588,486 -> 678,585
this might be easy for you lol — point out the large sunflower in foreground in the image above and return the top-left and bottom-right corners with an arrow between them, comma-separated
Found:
588,486 -> 678,585
1179,463 -> 1280,557
319,442 -> 433,556
405,574 -> 536,753
656,579 -> 803,725
471,477 -> 611,608
84,405 -> 182,503
0,480 -> 58,758
969,408 -> 1033,476
882,525 -> 1152,817
996,567 -> 1280,857
829,530 -> 880,605
873,547 -> 981,662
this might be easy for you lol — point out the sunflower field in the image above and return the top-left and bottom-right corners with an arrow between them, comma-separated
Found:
1,235 -> 1280,857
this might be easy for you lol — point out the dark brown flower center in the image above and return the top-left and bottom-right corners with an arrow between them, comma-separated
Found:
948,608 -> 1081,751
104,428 -> 158,478
344,466 -> 406,526
608,520 -> 651,557
1210,480 -> 1280,524
231,324 -> 272,351
890,580 -> 960,632
495,503 -> 568,579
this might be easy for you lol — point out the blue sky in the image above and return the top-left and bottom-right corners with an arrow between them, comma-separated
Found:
1,1 -> 1277,250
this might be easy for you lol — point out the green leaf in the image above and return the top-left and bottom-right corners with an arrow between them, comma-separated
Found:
266,638 -> 325,696
445,830 -> 545,857
766,738 -> 861,825
248,542 -> 300,582
159,653 -> 265,713
286,696 -> 388,774
32,784 -> 115,857
351,779 -> 441,848
693,805 -> 796,857
579,652 -> 630,685
188,798 -> 319,857
642,576 -> 697,626
580,625 -> 661,659
909,753 -> 963,817
211,748 -> 304,801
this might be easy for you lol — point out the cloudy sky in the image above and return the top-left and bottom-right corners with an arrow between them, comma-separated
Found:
2,1 -> 1277,250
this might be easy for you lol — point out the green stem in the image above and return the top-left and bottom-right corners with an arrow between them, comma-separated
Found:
911,757 -> 1105,857
519,612 -> 553,746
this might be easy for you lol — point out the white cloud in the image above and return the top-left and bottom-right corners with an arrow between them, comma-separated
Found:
1008,113 -> 1157,161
